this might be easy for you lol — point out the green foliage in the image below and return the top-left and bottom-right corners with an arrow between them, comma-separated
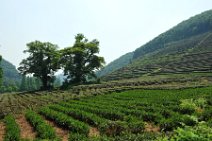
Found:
113,132 -> 157,141
68,133 -> 88,141
4,115 -> 20,141
126,118 -> 145,134
133,10 -> 212,59
0,86 -> 211,140
18,41 -> 60,90
25,110 -> 57,140
102,10 -> 212,81
181,115 -> 198,126
179,98 -> 207,114
159,114 -> 183,131
201,107 -> 212,121
195,98 -> 207,108
96,52 -> 133,77
59,101 -> 125,121
39,107 -> 90,135
48,104 -> 109,132
159,122 -> 212,141
20,76 -> 42,91
60,34 -> 105,85
0,58 -> 21,91
179,99 -> 197,114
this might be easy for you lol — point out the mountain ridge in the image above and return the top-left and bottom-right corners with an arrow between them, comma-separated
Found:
0,58 -> 21,87
101,10 -> 212,81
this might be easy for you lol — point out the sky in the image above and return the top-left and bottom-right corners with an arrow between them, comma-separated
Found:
0,0 -> 212,67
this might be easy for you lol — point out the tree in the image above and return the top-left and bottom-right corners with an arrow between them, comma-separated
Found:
18,41 -> 60,90
20,75 -> 27,91
60,34 -> 105,85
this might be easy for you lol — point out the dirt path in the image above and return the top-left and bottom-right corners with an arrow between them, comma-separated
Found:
16,115 -> 36,140
0,122 -> 5,141
145,123 -> 160,132
89,127 -> 100,137
45,120 -> 69,141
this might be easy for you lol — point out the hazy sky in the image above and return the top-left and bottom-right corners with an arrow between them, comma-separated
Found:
0,0 -> 212,67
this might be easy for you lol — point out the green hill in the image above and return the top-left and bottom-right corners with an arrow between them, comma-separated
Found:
96,52 -> 133,77
102,10 -> 212,81
0,59 -> 21,88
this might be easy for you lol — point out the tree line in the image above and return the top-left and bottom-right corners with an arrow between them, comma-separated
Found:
17,34 -> 105,90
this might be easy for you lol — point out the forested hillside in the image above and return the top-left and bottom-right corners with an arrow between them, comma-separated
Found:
0,58 -> 21,92
96,52 -> 133,77
133,9 -> 212,59
102,10 -> 212,81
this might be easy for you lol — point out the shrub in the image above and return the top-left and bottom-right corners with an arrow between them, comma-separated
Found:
179,99 -> 196,114
142,112 -> 162,124
160,109 -> 174,118
200,107 -> 212,121
159,114 -> 183,131
171,122 -> 212,141
181,115 -> 198,126
125,117 -> 145,133
195,98 -> 207,109
102,121 -> 126,136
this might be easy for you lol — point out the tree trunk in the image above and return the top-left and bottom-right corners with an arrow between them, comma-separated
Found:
41,75 -> 48,90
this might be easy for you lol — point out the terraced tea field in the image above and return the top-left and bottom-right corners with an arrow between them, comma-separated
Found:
0,73 -> 212,118
0,87 -> 211,141
103,51 -> 212,81
0,91 -> 74,118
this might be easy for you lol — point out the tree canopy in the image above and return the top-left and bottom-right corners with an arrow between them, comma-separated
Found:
18,41 -> 60,90
60,34 -> 105,85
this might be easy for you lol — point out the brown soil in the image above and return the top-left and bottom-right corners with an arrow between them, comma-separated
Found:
16,115 -> 36,140
0,122 -> 5,141
45,120 -> 69,141
88,127 -> 100,137
145,123 -> 160,132
196,107 -> 204,113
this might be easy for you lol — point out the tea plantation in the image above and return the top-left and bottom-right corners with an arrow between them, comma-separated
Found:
0,86 -> 211,141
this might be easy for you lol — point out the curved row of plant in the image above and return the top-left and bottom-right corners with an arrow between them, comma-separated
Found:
4,115 -> 20,141
39,107 -> 90,135
25,110 -> 58,140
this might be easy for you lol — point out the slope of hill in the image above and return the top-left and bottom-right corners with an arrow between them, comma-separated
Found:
133,9 -> 212,59
102,10 -> 212,81
96,52 -> 133,77
0,59 -> 21,87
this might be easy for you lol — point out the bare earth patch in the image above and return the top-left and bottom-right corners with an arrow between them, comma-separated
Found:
0,122 -> 5,141
89,127 -> 100,137
145,123 -> 160,132
196,107 -> 204,113
16,115 -> 36,140
45,120 -> 69,141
